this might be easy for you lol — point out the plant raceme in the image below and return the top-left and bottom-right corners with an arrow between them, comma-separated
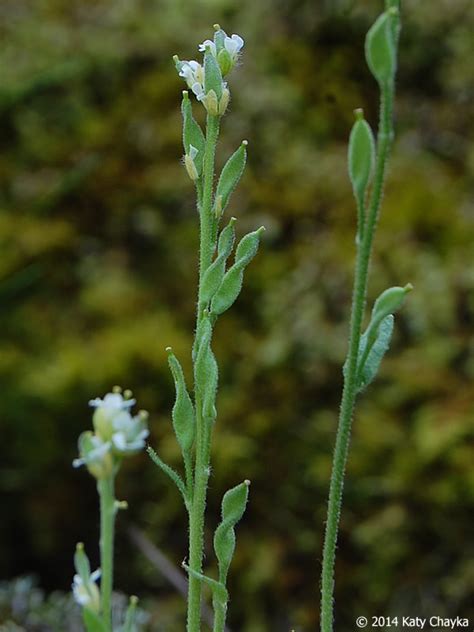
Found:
320,2 -> 411,631
148,25 -> 261,632
72,388 -> 148,632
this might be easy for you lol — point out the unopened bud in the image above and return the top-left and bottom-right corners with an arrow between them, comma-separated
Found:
203,89 -> 219,116
218,88 -> 230,115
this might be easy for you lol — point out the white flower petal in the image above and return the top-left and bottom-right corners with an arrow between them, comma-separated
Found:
112,432 -> 127,451
198,40 -> 216,56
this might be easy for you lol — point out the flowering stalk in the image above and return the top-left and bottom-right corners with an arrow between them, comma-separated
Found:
320,2 -> 410,630
98,474 -> 115,629
149,25 -> 260,632
73,387 -> 149,632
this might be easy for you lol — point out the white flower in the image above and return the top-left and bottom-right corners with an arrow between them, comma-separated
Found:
224,34 -> 244,61
179,60 -> 204,90
89,392 -> 135,412
73,432 -> 113,478
73,433 -> 110,468
198,39 -> 216,56
110,411 -> 149,455
72,569 -> 101,612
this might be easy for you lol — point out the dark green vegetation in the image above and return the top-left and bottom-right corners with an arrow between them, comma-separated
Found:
1,1 -> 473,630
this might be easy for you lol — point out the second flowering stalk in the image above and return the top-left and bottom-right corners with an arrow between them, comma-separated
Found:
149,26 -> 262,632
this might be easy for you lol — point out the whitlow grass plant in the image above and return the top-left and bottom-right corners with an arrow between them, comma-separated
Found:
320,1 -> 411,630
70,3 -> 411,630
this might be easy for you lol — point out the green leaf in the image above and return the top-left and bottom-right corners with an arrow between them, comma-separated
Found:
215,142 -> 247,215
210,227 -> 264,316
200,218 -> 236,304
194,315 -> 218,421
181,92 -> 205,175
356,314 -> 394,391
147,446 -> 188,506
365,11 -> 397,86
167,348 -> 195,453
348,110 -> 375,209
213,480 -> 250,583
204,49 -> 223,99
83,608 -> 107,632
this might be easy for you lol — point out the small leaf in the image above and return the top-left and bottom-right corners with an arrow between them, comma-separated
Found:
200,218 -> 236,304
215,142 -> 247,215
213,480 -> 250,582
147,446 -> 188,506
357,314 -> 394,391
365,10 -> 397,86
348,110 -> 375,209
217,217 -> 237,258
167,348 -> 195,453
181,92 -> 205,175
210,227 -> 264,316
194,315 -> 218,420
83,608 -> 107,632
204,49 -> 223,99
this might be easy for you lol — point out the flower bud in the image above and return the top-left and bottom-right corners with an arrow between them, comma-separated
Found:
218,88 -> 230,116
203,89 -> 219,116
184,147 -> 199,181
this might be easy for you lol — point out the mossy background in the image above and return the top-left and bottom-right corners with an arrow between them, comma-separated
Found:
1,0 -> 473,630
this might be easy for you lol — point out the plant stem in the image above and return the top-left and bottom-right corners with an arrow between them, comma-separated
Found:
98,474 -> 116,631
187,113 -> 220,632
320,84 -> 394,632
213,602 -> 226,632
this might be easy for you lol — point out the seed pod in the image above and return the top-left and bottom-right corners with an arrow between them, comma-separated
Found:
213,480 -> 250,582
167,348 -> 195,453
365,10 -> 397,86
348,109 -> 375,207
200,218 -> 236,304
210,227 -> 264,316
371,284 -> 412,327
215,141 -> 247,215
204,49 -> 223,99
181,92 -> 205,175
74,543 -> 91,584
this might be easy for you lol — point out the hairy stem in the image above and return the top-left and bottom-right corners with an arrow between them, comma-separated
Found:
213,602 -> 227,632
320,83 -> 394,632
187,113 -> 220,632
98,475 -> 116,631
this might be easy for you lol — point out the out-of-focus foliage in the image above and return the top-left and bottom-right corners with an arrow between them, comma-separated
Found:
0,0 -> 473,630
0,576 -> 148,631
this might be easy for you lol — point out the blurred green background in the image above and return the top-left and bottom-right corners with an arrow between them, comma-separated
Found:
1,0 -> 473,630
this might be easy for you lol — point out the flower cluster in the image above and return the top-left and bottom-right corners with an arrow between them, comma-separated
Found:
174,25 -> 244,116
73,388 -> 149,479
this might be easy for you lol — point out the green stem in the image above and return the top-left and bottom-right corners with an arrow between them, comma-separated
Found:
320,84 -> 394,632
187,113 -> 220,632
98,475 -> 116,631
212,602 -> 227,632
